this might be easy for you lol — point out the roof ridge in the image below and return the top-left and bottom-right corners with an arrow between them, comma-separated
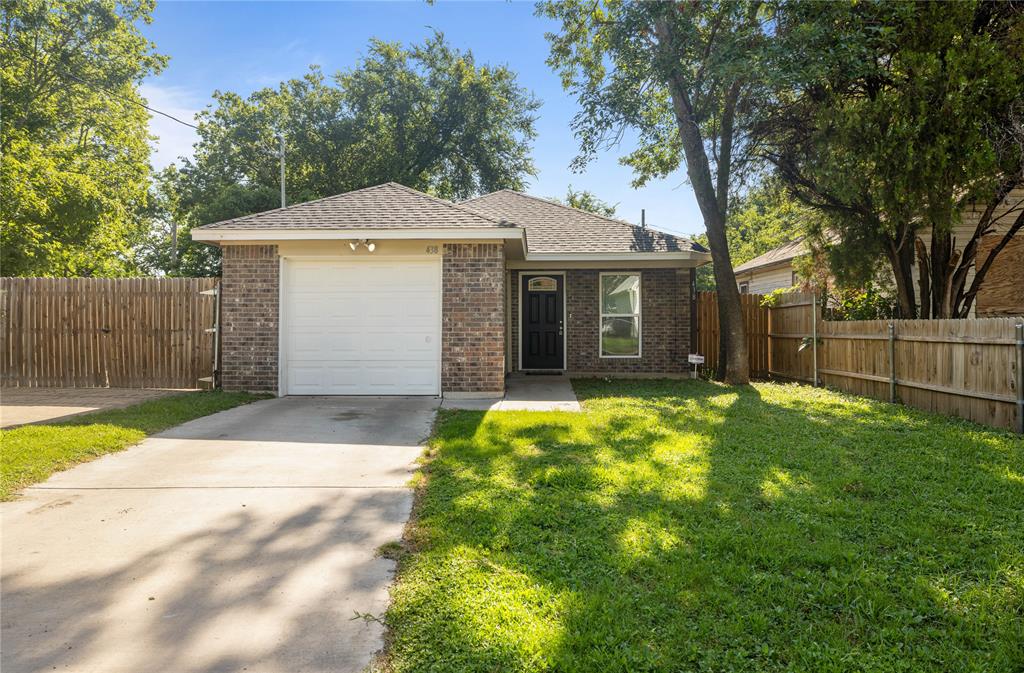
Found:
733,237 -> 808,272
197,182 -> 512,230
196,183 -> 403,229
384,182 -> 509,226
465,189 -> 697,244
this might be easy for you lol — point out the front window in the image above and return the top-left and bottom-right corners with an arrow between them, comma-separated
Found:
739,281 -> 750,294
600,273 -> 641,357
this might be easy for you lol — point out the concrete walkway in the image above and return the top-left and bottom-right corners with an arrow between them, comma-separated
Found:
0,387 -> 184,428
443,376 -> 581,412
1,396 -> 437,673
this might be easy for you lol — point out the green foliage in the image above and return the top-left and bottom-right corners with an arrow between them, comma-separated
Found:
0,391 -> 268,500
696,180 -> 814,290
383,379 -> 1024,671
159,33 -> 539,276
558,185 -> 617,217
763,1 -> 1024,316
0,0 -> 166,276
823,286 -> 898,322
759,286 -> 793,308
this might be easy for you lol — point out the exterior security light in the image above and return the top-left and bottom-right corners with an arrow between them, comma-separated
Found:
348,239 -> 376,252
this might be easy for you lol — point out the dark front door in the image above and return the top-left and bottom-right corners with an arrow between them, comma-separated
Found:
521,274 -> 564,369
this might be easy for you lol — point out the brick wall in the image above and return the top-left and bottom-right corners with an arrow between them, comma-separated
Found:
510,268 -> 690,374
442,243 -> 505,394
220,244 -> 279,392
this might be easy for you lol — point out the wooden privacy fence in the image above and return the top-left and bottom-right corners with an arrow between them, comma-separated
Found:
696,291 -> 769,377
1,277 -> 218,389
768,292 -> 1023,433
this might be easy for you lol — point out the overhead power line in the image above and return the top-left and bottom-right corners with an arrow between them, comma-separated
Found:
6,36 -> 289,201
3,36 -> 200,130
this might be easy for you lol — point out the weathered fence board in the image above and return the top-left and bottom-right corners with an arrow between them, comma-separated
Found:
767,291 -> 1022,432
0,277 -> 218,389
696,291 -> 769,377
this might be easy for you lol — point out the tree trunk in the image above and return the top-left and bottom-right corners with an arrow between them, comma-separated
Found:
929,228 -> 951,318
914,237 -> 931,319
957,208 -> 1024,316
666,92 -> 748,383
654,18 -> 748,384
886,235 -> 918,317
951,181 -> 1022,316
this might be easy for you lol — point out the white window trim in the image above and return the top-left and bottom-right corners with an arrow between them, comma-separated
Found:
599,271 -> 642,359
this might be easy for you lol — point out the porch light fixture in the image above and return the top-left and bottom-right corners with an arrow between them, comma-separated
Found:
348,239 -> 376,252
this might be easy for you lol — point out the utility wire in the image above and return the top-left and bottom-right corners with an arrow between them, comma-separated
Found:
6,36 -> 290,205
3,36 -> 201,130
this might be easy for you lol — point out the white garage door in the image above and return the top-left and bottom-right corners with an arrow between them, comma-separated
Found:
283,258 -> 441,395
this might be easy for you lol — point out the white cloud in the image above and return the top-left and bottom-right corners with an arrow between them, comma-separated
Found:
140,82 -> 203,171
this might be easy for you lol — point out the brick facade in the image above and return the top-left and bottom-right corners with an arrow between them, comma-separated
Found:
510,268 -> 691,375
220,245 -> 279,392
442,243 -> 506,394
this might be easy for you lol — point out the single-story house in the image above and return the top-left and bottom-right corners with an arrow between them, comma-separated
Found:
191,182 -> 710,397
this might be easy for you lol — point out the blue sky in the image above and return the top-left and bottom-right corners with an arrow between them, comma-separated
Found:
141,1 -> 704,238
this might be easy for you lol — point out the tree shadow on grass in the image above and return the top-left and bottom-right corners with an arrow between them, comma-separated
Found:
387,379 -> 1024,672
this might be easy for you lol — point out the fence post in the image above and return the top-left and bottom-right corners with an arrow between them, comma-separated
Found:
888,321 -> 897,404
1016,322 -> 1023,434
811,292 -> 819,387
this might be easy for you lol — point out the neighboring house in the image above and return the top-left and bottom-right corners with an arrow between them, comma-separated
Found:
732,188 -> 1023,317
191,182 -> 710,397
733,238 -> 807,295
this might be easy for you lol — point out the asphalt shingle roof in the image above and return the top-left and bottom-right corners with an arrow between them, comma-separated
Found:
733,238 -> 807,273
461,190 -> 705,255
196,182 -> 512,230
195,182 -> 706,256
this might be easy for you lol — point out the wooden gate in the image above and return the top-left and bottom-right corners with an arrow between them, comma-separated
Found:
695,291 -> 770,377
1,277 -> 218,389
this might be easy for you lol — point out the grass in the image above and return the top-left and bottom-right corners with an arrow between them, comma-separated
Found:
383,379 -> 1024,673
0,390 -> 268,500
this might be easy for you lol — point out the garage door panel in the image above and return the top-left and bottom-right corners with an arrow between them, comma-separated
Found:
362,333 -> 435,356
284,258 -> 441,395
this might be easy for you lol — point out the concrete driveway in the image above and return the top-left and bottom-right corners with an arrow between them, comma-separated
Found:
1,396 -> 438,673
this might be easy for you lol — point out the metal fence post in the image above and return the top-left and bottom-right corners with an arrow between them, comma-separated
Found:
1016,323 -> 1023,434
811,291 -> 819,387
888,321 -> 897,404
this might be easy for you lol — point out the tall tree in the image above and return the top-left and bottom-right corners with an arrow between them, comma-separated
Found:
761,0 -> 1024,318
540,1 -> 772,383
162,34 -> 539,276
1,0 -> 165,276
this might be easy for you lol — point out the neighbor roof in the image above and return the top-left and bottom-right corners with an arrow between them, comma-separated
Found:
195,182 -> 512,230
734,238 -> 807,274
461,190 -> 705,255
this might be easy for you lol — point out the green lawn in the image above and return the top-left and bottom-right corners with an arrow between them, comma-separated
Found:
1,390 -> 268,500
384,379 -> 1024,673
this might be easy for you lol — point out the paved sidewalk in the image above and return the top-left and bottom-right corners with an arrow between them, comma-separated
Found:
0,388 -> 184,428
443,376 -> 581,412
